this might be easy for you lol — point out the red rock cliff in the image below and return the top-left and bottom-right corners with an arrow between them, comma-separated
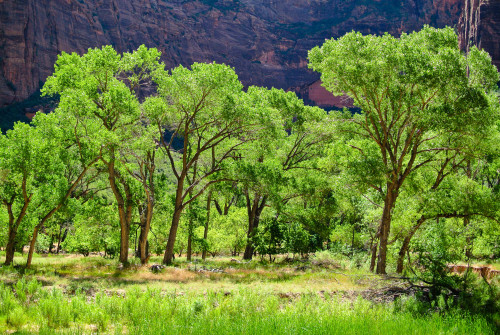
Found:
0,0 -> 465,109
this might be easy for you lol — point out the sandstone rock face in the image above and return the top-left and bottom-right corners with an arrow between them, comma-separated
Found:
458,0 -> 500,70
0,0 -> 466,109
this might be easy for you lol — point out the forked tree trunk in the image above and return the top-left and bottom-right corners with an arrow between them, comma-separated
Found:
243,194 -> 266,260
106,155 -> 134,266
4,192 -> 31,265
138,203 -> 153,265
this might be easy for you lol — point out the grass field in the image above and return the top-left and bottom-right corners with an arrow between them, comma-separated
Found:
0,252 -> 498,334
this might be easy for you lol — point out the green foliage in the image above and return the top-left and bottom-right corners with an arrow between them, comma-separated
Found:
206,207 -> 247,256
409,223 -> 500,325
63,200 -> 120,257
253,218 -> 285,261
253,218 -> 319,261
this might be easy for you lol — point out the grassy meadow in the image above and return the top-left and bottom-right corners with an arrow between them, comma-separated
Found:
0,252 -> 498,334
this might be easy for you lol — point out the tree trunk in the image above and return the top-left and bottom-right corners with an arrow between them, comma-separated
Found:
138,202 -> 153,265
163,207 -> 183,265
56,225 -> 63,254
243,193 -> 258,260
187,227 -> 192,261
119,221 -> 130,265
202,191 -> 212,261
464,216 -> 473,259
4,225 -> 18,266
376,186 -> 398,274
396,217 -> 426,273
48,235 -> 54,254
26,225 -> 40,269
351,224 -> 356,257
105,150 -> 134,266
57,228 -> 68,254
243,194 -> 266,260
138,226 -> 150,265
370,240 -> 378,272
4,196 -> 30,265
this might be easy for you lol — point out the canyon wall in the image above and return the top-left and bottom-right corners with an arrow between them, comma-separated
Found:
457,0 -> 500,70
0,0 -> 466,112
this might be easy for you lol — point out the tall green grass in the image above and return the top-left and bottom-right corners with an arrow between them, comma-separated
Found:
0,278 -> 495,334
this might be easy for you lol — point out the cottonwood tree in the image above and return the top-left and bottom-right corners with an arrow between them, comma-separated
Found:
42,45 -> 163,265
0,123 -> 47,265
393,129 -> 500,273
234,87 -> 331,260
24,112 -> 101,268
121,123 -> 159,264
309,26 -> 500,274
147,62 -> 268,265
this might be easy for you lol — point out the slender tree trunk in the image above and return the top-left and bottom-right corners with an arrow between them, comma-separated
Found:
396,217 -> 426,273
163,167 -> 186,265
48,235 -> 54,254
56,224 -> 63,254
202,191 -> 212,261
464,216 -> 473,259
106,156 -> 134,266
370,240 -> 378,272
243,195 -> 258,260
187,226 -> 192,261
138,203 -> 153,265
186,193 -> 195,261
26,225 -> 40,269
351,224 -> 356,257
138,152 -> 155,265
57,228 -> 68,254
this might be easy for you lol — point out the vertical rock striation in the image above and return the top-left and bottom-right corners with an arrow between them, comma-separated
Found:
458,0 -> 500,70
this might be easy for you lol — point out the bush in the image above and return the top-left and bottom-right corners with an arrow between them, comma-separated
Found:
6,306 -> 27,328
310,250 -> 341,269
408,223 -> 500,330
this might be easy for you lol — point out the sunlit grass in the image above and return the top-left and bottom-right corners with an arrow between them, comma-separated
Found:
0,254 -> 498,334
0,254 -> 371,294
0,278 -> 494,334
